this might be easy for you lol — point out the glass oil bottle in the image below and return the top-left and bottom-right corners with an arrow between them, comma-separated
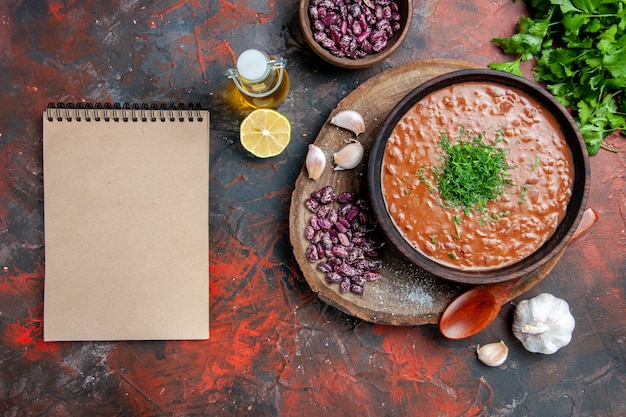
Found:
225,49 -> 289,109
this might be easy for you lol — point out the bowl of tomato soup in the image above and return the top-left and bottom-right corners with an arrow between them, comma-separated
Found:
367,69 -> 589,285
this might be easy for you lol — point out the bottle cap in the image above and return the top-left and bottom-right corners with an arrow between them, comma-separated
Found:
236,49 -> 271,83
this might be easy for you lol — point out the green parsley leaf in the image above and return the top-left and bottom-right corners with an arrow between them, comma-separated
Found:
490,0 -> 626,155
489,58 -> 524,77
602,45 -> 626,78
436,130 -> 512,212
553,0 -> 579,14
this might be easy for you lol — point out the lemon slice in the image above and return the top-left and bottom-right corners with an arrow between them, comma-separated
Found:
240,109 -> 291,158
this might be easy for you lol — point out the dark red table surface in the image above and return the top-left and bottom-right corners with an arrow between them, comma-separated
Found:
1,1 -> 624,416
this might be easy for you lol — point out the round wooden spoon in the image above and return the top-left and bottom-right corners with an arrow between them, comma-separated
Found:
439,207 -> 598,340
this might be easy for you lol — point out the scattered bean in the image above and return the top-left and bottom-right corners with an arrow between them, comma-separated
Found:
337,191 -> 354,204
326,271 -> 343,283
351,284 -> 364,295
337,232 -> 350,246
305,197 -> 320,213
304,224 -> 315,240
318,217 -> 334,230
303,185 -> 384,295
328,257 -> 343,266
317,204 -> 332,218
317,261 -> 333,273
331,245 -> 349,258
321,234 -> 333,249
310,214 -> 320,230
363,271 -> 381,281
334,221 -> 348,234
318,185 -> 337,204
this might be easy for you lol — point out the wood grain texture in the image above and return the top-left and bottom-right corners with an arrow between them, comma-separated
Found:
289,59 -> 568,325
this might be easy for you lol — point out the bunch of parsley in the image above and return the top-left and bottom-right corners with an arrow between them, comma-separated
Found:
489,0 -> 626,155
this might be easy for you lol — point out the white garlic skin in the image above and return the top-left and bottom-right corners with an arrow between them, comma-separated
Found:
477,341 -> 508,367
512,293 -> 576,354
333,141 -> 364,171
306,144 -> 326,180
330,110 -> 366,136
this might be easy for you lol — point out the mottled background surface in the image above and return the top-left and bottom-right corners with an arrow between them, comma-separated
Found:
1,1 -> 625,416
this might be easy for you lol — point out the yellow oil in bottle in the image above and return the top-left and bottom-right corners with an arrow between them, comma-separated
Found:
225,49 -> 289,109
240,69 -> 289,109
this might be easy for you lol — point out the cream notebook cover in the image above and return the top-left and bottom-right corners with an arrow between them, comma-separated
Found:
43,104 -> 209,341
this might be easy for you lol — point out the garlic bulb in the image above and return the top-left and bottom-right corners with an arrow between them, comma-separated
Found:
333,141 -> 364,171
330,110 -> 366,136
512,293 -> 575,354
306,144 -> 326,180
477,341 -> 508,366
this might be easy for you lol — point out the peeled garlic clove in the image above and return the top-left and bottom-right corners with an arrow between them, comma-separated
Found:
330,110 -> 366,136
334,141 -> 364,171
306,144 -> 326,180
477,341 -> 508,367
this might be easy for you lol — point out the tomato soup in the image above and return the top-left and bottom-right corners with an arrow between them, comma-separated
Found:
381,82 -> 574,270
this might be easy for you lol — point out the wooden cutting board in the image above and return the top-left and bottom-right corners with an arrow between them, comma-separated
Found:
289,59 -> 563,325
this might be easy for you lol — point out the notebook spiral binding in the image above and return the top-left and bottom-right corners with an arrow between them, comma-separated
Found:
46,102 -> 205,123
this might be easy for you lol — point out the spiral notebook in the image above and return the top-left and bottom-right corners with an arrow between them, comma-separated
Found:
43,103 -> 210,341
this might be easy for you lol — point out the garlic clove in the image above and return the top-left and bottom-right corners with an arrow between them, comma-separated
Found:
333,141 -> 364,171
330,110 -> 366,136
306,144 -> 327,180
477,341 -> 508,367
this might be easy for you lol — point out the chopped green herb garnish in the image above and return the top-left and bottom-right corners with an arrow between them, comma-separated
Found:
484,213 -> 499,223
484,211 -> 511,223
531,155 -> 540,172
494,128 -> 507,144
437,129 -> 513,213
452,215 -> 463,239
414,166 -> 437,192
520,184 -> 528,204
420,177 -> 437,192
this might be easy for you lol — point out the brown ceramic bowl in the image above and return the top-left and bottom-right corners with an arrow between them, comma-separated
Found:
299,0 -> 412,69
367,69 -> 590,285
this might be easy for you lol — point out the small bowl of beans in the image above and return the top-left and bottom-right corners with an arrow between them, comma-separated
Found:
299,0 -> 413,69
